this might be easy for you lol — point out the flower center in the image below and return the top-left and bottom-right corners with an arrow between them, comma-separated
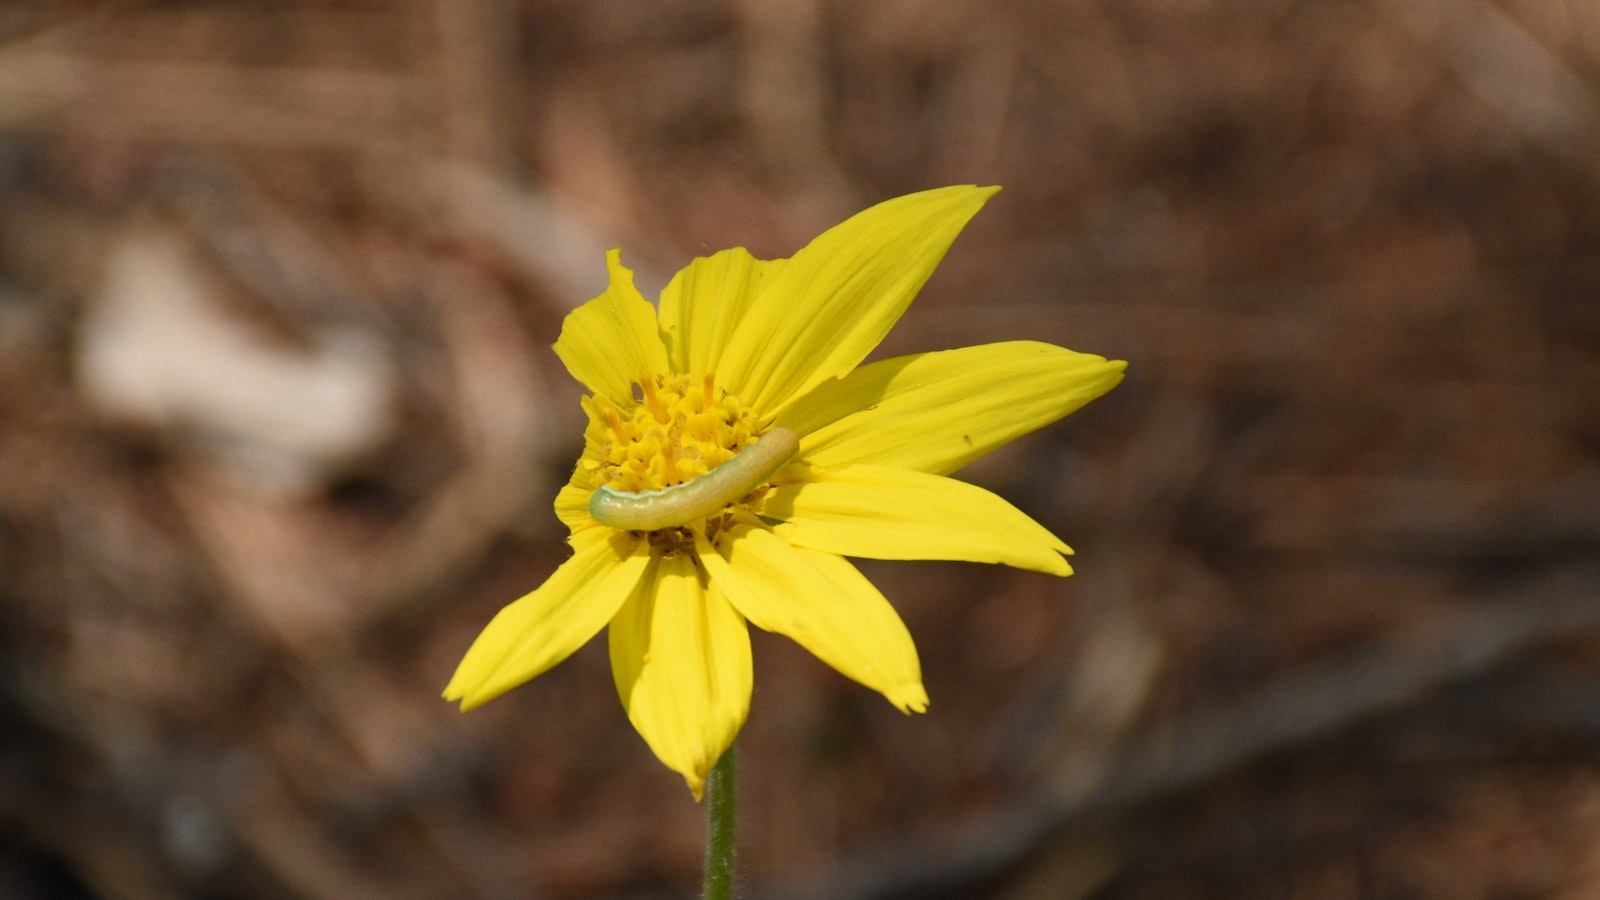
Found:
583,372 -> 760,496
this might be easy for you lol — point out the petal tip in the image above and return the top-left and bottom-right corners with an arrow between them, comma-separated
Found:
603,247 -> 638,290
443,676 -> 493,711
443,692 -> 479,712
888,682 -> 930,714
1042,547 -> 1076,577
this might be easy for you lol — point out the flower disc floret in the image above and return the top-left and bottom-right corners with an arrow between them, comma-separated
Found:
584,372 -> 759,497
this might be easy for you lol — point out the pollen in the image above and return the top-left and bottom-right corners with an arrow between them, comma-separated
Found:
586,372 -> 758,494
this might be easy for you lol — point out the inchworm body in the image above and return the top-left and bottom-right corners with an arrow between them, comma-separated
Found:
588,427 -> 799,531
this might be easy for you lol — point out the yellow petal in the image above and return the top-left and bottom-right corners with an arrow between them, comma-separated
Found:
609,552 -> 752,800
779,342 -> 1125,475
553,249 -> 671,400
716,186 -> 999,416
698,527 -> 928,713
553,479 -> 593,531
764,465 -> 1073,576
444,529 -> 650,710
657,247 -> 787,377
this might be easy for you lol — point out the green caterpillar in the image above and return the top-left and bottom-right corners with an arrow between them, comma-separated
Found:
588,427 -> 799,531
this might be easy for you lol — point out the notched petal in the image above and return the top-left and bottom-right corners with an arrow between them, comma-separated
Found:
765,465 -> 1074,576
781,342 -> 1126,475
699,527 -> 926,713
444,530 -> 648,710
555,249 -> 671,400
610,552 -> 752,799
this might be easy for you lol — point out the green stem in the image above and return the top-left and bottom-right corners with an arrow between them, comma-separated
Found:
702,744 -> 738,900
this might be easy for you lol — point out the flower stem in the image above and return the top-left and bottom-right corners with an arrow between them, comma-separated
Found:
702,744 -> 738,900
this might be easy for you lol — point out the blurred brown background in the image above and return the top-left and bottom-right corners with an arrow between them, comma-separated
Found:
3,1 -> 1599,898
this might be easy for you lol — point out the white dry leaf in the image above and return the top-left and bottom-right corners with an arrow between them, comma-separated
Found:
78,227 -> 396,494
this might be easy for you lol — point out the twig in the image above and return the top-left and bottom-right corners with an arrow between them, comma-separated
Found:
765,563 -> 1600,900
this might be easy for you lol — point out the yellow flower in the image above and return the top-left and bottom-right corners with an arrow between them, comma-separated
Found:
444,186 -> 1125,798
